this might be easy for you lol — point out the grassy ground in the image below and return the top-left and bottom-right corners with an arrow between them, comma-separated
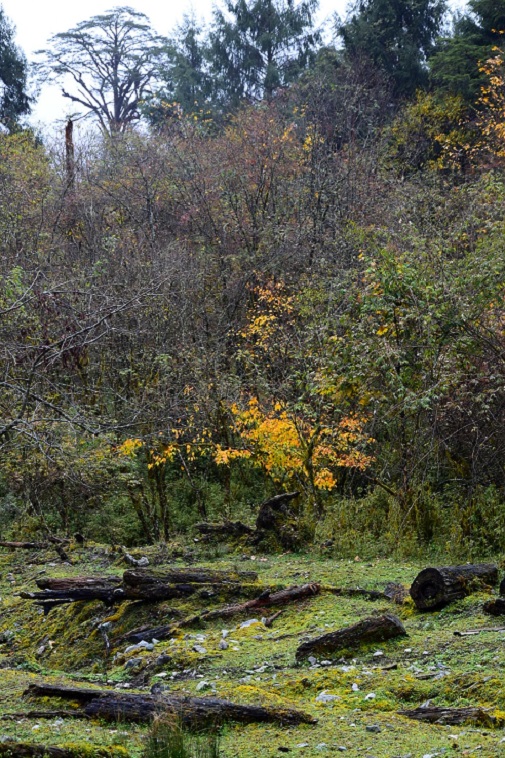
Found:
1,543 -> 504,757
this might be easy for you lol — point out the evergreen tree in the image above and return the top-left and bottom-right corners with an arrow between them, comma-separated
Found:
430,0 -> 505,102
338,0 -> 447,99
145,14 -> 213,125
0,6 -> 30,130
208,0 -> 320,109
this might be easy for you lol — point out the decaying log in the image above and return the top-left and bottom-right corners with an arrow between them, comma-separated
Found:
0,541 -> 48,550
20,575 -> 125,608
399,706 -> 499,726
384,582 -> 409,604
122,583 -> 321,643
296,614 -> 407,660
483,598 -> 505,616
122,566 -> 258,599
500,576 -> 505,596
0,745 -> 80,757
195,520 -> 254,540
454,626 -> 505,636
322,586 -> 388,601
36,576 -> 122,591
26,683 -> 316,727
2,710 -> 87,721
410,563 -> 498,611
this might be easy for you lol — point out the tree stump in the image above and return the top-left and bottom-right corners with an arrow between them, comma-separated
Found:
296,614 -> 406,660
483,598 -> 505,616
410,564 -> 498,611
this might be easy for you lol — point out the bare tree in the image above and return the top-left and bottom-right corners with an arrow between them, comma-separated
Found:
37,6 -> 166,134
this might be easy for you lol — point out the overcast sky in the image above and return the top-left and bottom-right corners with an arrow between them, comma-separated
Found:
2,0 -> 465,128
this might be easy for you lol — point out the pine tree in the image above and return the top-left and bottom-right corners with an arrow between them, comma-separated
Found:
0,6 -> 30,130
338,0 -> 447,100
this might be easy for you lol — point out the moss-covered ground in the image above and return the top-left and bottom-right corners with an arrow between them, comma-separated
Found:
1,543 -> 505,756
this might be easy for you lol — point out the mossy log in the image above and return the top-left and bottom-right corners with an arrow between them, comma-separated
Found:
122,582 -> 321,643
0,745 -> 80,757
25,683 -> 316,727
195,520 -> 254,539
122,566 -> 258,599
20,576 -> 126,608
296,614 -> 407,660
410,564 -> 499,611
483,598 -> 505,616
0,541 -> 49,549
399,706 -> 499,726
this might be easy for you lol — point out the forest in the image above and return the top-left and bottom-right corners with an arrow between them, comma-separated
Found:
0,0 -> 505,558
2,2 -> 505,757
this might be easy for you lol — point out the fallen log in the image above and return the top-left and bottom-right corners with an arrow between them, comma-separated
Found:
121,583 -> 321,643
322,586 -> 388,601
0,745 -> 80,758
454,627 -> 505,636
399,706 -> 499,726
296,614 -> 407,660
25,683 -> 316,727
195,520 -> 255,540
0,541 -> 48,550
2,710 -> 87,721
483,598 -> 505,616
20,575 -> 126,607
122,566 -> 258,599
500,576 -> 505,596
410,563 -> 498,611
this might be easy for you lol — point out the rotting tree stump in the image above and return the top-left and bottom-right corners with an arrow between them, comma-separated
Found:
483,597 -> 505,616
410,564 -> 498,611
25,683 -> 317,727
296,613 -> 406,660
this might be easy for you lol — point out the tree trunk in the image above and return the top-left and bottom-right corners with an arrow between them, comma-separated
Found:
25,684 -> 317,727
296,614 -> 406,660
410,564 -> 498,611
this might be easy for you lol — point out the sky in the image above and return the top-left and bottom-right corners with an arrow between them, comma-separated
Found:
2,0 -> 465,128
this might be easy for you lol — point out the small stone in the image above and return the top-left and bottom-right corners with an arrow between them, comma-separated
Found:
308,656 -> 317,665
296,744 -> 309,749
364,693 -> 376,701
352,683 -> 360,692
222,629 -> 229,638
315,744 -> 327,750
315,690 -> 340,703
196,680 -> 214,692
124,640 -> 153,654
53,719 -> 64,727
153,672 -> 168,678
193,645 -> 207,654
124,657 -> 142,669
366,725 -> 381,733
240,618 -> 260,629
337,748 -> 347,752
372,651 -> 383,658
219,639 -> 228,650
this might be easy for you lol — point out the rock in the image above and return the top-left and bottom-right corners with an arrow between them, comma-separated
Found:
193,645 -> 207,654
219,639 -> 229,650
352,683 -> 359,691
125,640 -> 154,654
196,680 -> 214,692
308,656 -> 317,665
373,651 -> 384,658
315,690 -> 340,703
240,618 -> 260,629
124,657 -> 142,670
221,629 -> 229,638
366,725 -> 381,733
364,693 -> 376,701
150,682 -> 168,695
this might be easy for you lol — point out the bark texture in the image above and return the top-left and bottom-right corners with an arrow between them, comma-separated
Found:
296,614 -> 407,660
410,564 -> 498,611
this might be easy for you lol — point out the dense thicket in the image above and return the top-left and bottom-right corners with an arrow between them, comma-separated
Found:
1,0 -> 505,556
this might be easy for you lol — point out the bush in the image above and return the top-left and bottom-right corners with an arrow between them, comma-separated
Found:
143,718 -> 220,758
